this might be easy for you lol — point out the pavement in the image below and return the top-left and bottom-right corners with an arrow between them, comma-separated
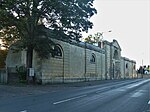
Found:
0,79 -> 134,98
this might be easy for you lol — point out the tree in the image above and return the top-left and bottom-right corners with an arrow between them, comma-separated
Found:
0,49 -> 8,68
84,32 -> 103,45
0,0 -> 97,72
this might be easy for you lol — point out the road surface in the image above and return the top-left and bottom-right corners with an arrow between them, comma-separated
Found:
0,79 -> 150,112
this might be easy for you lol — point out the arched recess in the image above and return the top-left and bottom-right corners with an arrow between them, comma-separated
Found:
113,50 -> 119,60
53,45 -> 63,58
89,53 -> 97,78
113,50 -> 121,79
112,63 -> 115,79
50,44 -> 64,82
90,53 -> 96,64
126,63 -> 128,69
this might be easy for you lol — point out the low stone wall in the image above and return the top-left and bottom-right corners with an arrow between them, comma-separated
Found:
137,74 -> 150,78
0,68 -> 7,83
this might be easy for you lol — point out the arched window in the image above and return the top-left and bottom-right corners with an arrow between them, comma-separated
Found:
90,53 -> 96,63
133,65 -> 136,70
53,45 -> 63,58
126,63 -> 128,69
113,50 -> 119,60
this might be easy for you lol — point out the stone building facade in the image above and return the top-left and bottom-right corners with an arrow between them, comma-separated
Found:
101,40 -> 136,80
6,39 -> 137,84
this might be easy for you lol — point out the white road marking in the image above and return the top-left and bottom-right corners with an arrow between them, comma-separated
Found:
127,79 -> 150,89
131,89 -> 145,98
138,90 -> 146,92
131,92 -> 143,98
115,88 -> 126,92
148,100 -> 150,104
20,110 -> 27,112
53,95 -> 87,105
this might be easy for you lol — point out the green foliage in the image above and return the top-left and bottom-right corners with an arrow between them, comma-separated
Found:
84,32 -> 103,44
0,26 -> 19,49
0,0 -> 97,68
0,49 -> 8,68
16,65 -> 27,82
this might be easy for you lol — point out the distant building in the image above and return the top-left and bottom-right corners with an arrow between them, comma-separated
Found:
6,39 -> 136,84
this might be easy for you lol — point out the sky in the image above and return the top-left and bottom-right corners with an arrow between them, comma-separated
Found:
83,0 -> 150,68
0,0 -> 149,68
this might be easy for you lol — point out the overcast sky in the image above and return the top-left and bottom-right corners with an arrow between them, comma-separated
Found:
83,0 -> 150,68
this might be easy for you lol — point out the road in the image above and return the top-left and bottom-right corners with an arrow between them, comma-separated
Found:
0,79 -> 150,112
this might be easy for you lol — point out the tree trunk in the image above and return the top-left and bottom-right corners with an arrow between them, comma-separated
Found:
26,46 -> 34,83
27,47 -> 33,68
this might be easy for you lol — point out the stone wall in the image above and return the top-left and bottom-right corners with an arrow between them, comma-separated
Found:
0,69 -> 7,83
103,42 -> 111,79
6,50 -> 22,68
5,39 -> 137,84
38,39 -> 106,84
120,58 -> 125,78
121,57 -> 137,79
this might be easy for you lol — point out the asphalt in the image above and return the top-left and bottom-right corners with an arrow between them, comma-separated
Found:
0,78 -> 138,98
0,78 -> 149,112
